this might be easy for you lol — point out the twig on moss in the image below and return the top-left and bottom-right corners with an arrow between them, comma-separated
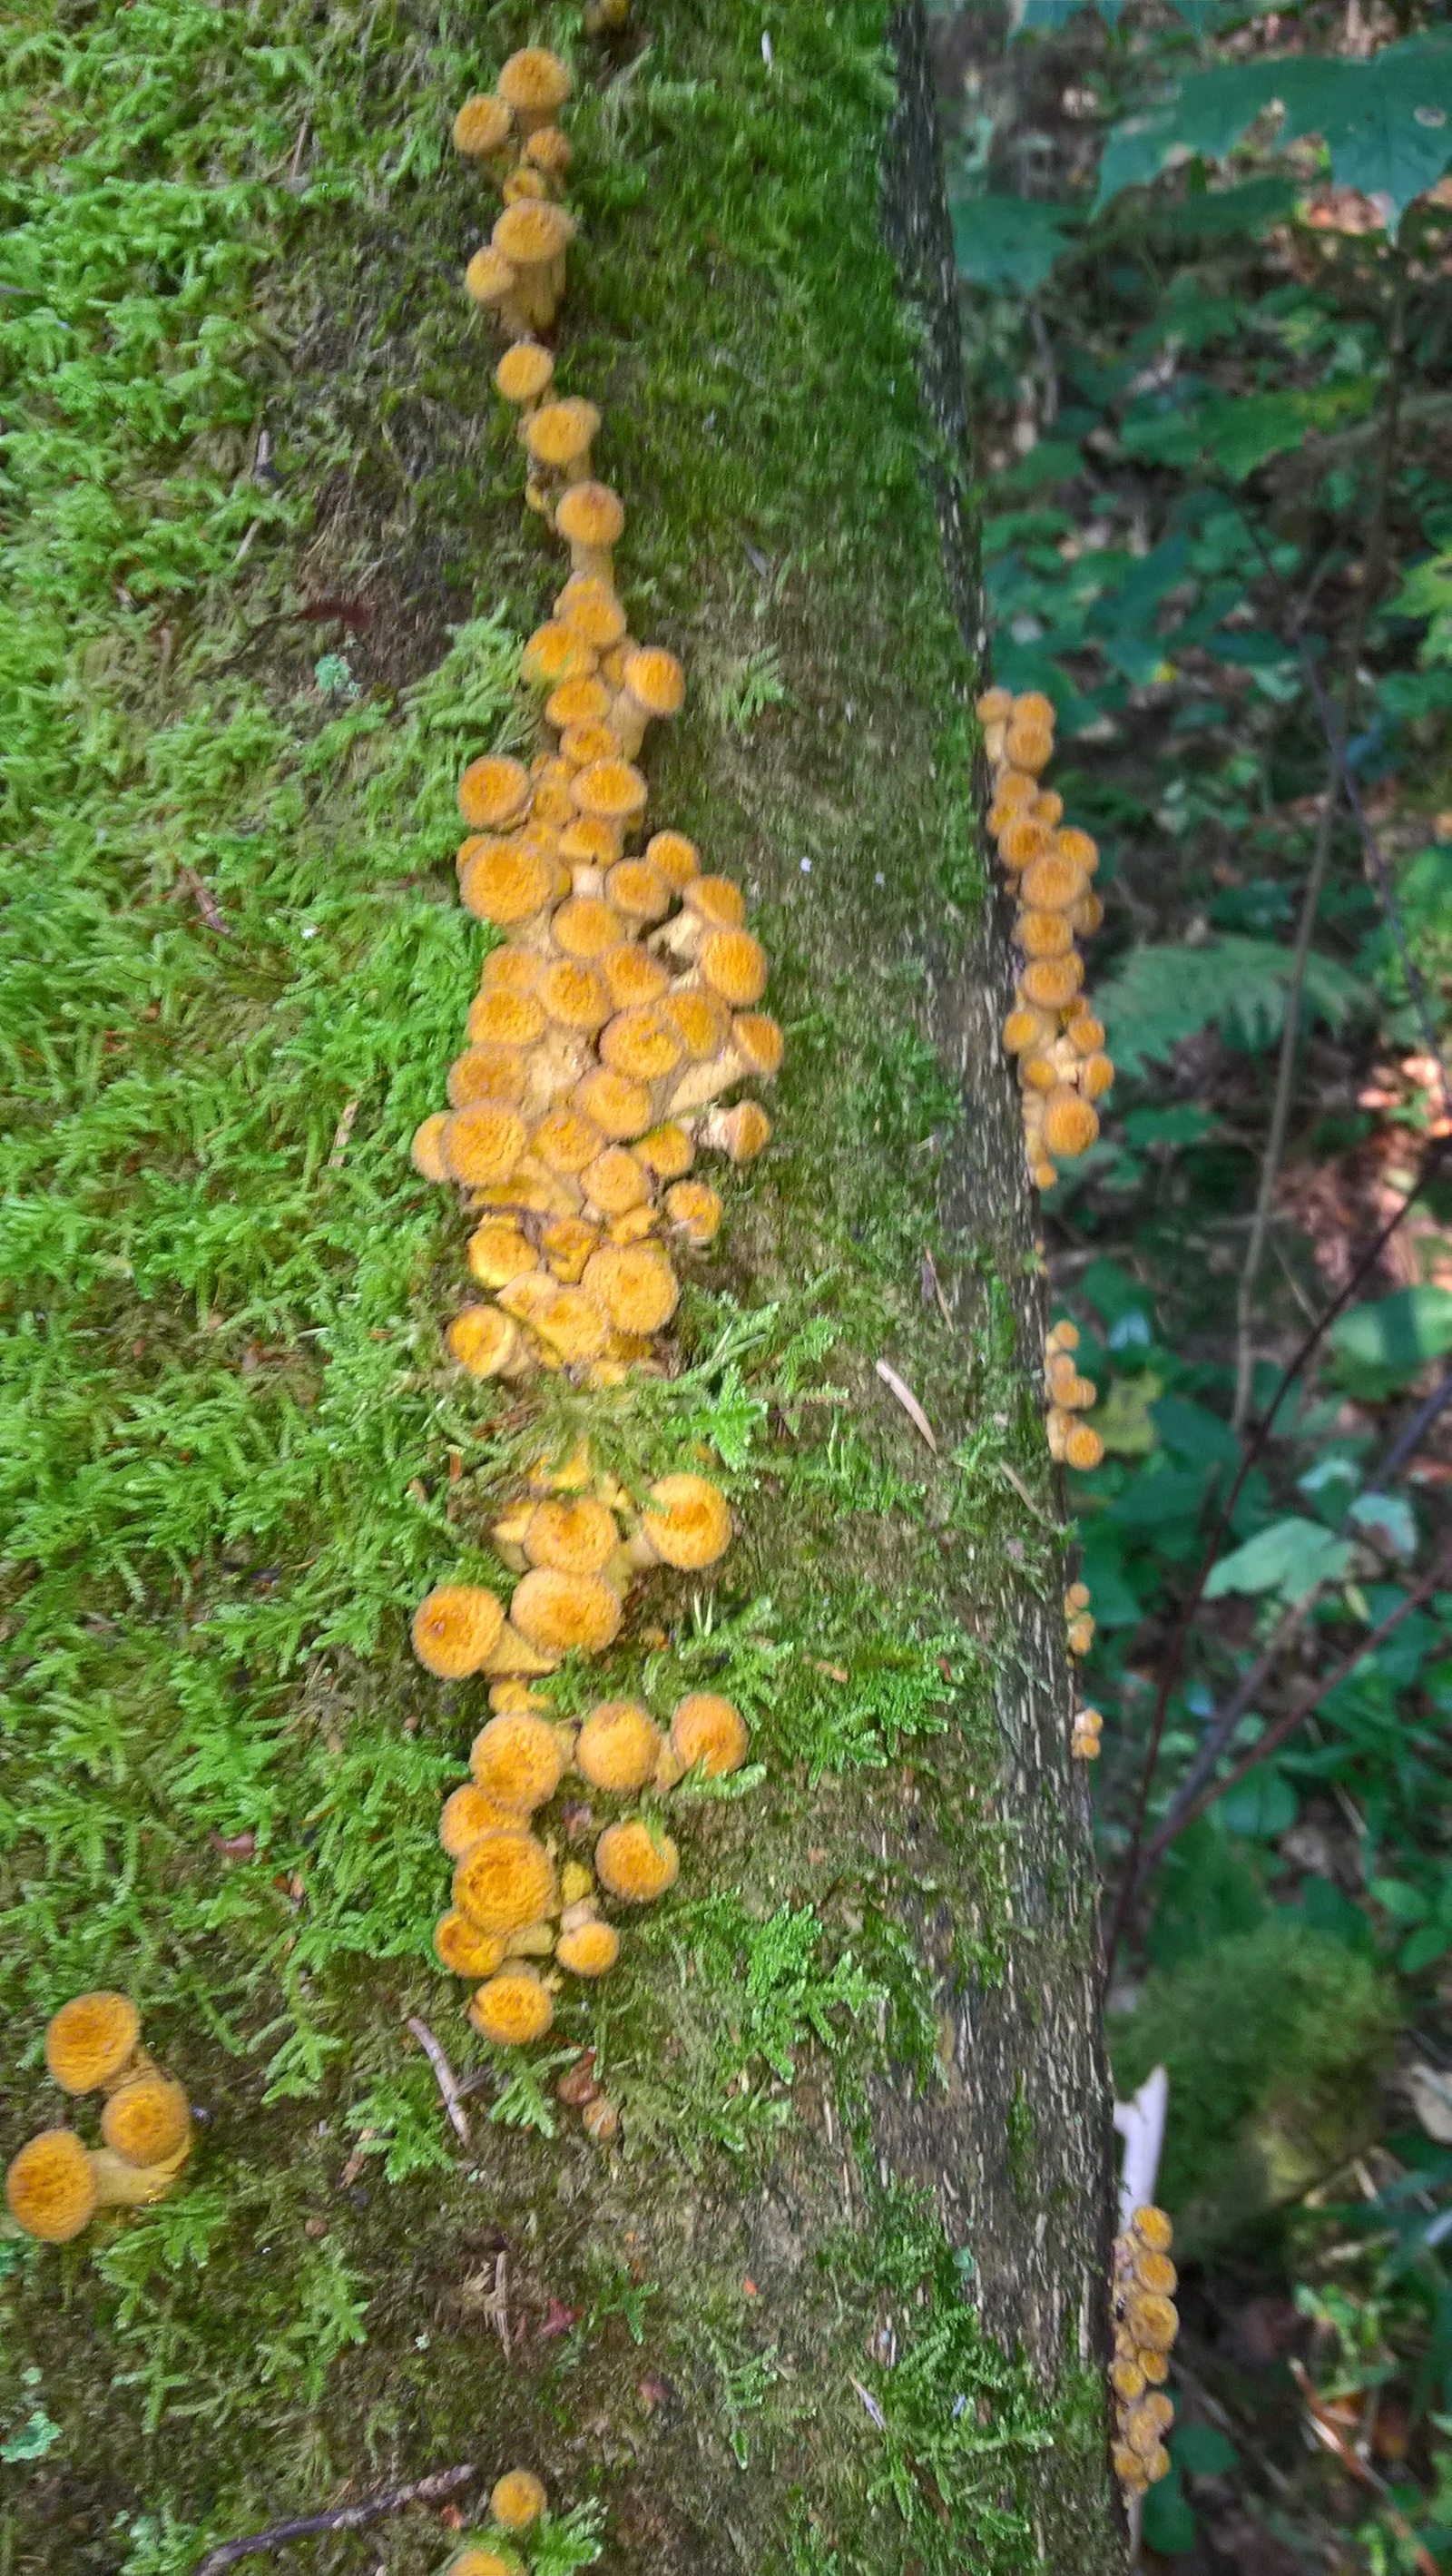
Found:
874,1358 -> 937,1451
191,2463 -> 479,2575
406,2016 -> 471,2146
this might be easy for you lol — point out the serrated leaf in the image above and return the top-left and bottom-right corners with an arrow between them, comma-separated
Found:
1096,38 -> 1452,228
951,194 -> 1078,292
1278,39 -> 1452,226
1098,936 -> 1366,1076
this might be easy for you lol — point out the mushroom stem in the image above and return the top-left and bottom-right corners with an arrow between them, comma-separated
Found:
89,2140 -> 191,2209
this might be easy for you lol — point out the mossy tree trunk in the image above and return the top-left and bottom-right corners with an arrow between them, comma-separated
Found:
1,2 -> 1122,2570
417,7 -> 1123,2567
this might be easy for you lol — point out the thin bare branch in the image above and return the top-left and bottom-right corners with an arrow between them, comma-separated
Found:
191,2463 -> 478,2576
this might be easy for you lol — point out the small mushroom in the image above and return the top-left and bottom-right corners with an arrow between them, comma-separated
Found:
554,483 -> 625,585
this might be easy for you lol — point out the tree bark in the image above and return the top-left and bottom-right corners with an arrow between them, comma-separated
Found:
0,4 -> 1123,2570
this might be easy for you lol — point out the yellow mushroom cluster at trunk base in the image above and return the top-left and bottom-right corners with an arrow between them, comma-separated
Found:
1110,2205 -> 1179,2498
979,686 -> 1114,1195
5,1993 -> 192,2244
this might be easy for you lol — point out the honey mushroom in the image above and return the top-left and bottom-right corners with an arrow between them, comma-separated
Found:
408,53 -> 791,2060
7,1994 -> 194,2244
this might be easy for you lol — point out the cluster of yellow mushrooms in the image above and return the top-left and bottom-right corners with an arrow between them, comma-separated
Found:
446,2464 -> 553,2576
978,683 -> 1114,1193
5,1993 -> 191,2244
404,49 -> 771,2060
1111,2204 -> 1180,2499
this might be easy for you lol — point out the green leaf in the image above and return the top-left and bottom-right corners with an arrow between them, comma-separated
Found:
1172,2422 -> 1239,2477
1400,1922 -> 1452,1974
1098,40 -> 1452,230
1204,1516 -> 1354,1602
951,195 -> 1078,293
1369,1876 -> 1429,1923
1278,39 -> 1452,228
1142,2466 -> 1197,2554
1328,1285 -> 1452,1395
1220,1767 -> 1298,1839
1152,1394 -> 1241,1470
1099,937 -> 1366,1076
1098,60 -> 1288,207
1163,173 -> 1300,239
1121,386 -> 1373,481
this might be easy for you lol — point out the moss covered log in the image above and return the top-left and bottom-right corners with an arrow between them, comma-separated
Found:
0,1 -> 1121,2568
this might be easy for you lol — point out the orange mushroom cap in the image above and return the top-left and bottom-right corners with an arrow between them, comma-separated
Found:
551,894 -> 624,961
448,1046 -> 528,1111
409,1113 -> 449,1183
44,1992 -> 141,2096
524,397 -> 599,474
470,1710 -> 565,1813
555,484 -> 625,553
599,1005 -> 684,1084
453,94 -> 514,160
441,1782 -> 520,1858
468,1965 -> 554,2047
605,858 -> 672,923
573,1066 -> 653,1141
100,2074 -> 191,2169
434,1912 -> 507,1978
575,1699 -> 663,1792
523,1496 -> 618,1575
411,1583 -> 505,1678
5,2129 -> 98,2242
440,1105 -> 528,1187
453,1826 -> 556,1934
446,1307 -> 526,1380
489,2466 -> 548,2530
458,755 -> 531,832
670,1692 -> 749,1777
581,1242 -> 679,1333
594,1817 -> 679,1904
697,928 -> 768,1008
510,1567 -> 623,1656
496,46 -> 573,125
555,1919 -> 621,1976
570,758 -> 647,825
641,1471 -> 731,1568
664,1178 -> 722,1245
492,199 -> 576,277
494,340 -> 554,405
622,645 -> 684,719
645,830 -> 701,889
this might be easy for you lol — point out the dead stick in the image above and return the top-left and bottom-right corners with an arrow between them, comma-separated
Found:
407,2014 -> 472,2146
191,2463 -> 478,2575
1290,2364 -> 1439,2576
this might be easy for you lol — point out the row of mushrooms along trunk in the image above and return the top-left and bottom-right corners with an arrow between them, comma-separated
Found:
978,695 -> 1113,1757
404,49 -> 774,2072
5,1994 -> 192,2244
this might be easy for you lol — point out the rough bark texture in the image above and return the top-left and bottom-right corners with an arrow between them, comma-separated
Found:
1,5 -> 1123,2571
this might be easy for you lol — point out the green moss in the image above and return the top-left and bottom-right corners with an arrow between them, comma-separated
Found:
0,0 -> 1085,2563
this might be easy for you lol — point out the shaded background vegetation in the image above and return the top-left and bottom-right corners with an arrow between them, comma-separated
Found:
935,0 -> 1452,2565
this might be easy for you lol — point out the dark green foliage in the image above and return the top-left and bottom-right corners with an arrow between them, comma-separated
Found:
1108,1920 -> 1396,2250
